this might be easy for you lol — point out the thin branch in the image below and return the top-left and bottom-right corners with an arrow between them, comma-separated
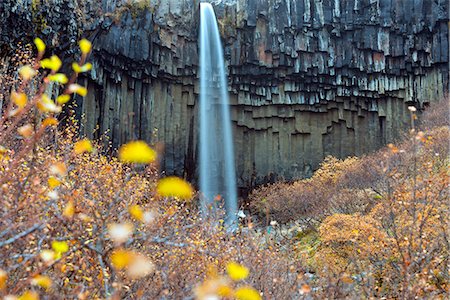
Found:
0,223 -> 44,248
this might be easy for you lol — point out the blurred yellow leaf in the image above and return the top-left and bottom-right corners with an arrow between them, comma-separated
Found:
387,143 -> 399,154
63,200 -> 75,218
218,285 -> 233,297
18,65 -> 36,81
37,94 -> 61,113
17,124 -> 34,138
11,91 -> 27,108
40,250 -> 55,263
34,37 -> 46,53
79,39 -> 92,54
194,276 -> 230,300
78,213 -> 92,222
341,275 -> 354,284
42,117 -> 58,127
118,141 -> 156,164
31,275 -> 52,290
49,162 -> 67,177
18,291 -> 39,300
47,73 -> 68,84
110,249 -> 133,270
60,264 -> 67,273
108,223 -> 134,244
300,284 -> 311,294
156,176 -> 193,200
226,262 -> 249,281
234,287 -> 261,300
128,205 -> 144,222
127,254 -> 155,279
0,269 -> 7,290
74,139 -> 93,154
68,84 -> 88,97
47,176 -> 61,189
56,94 -> 71,105
40,55 -> 62,72
142,210 -> 157,225
51,241 -> 69,256
72,62 -> 93,73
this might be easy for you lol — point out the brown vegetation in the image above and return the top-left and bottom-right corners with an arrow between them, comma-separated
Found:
250,97 -> 449,298
1,39 -> 449,299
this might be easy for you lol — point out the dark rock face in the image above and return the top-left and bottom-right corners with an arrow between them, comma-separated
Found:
1,0 -> 449,191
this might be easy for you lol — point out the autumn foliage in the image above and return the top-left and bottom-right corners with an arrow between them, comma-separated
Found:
1,39 -> 449,299
0,38 -> 298,300
250,98 -> 449,298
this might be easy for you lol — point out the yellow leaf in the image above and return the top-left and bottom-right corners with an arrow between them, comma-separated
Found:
34,37 -> 46,53
42,117 -> 58,127
351,229 -> 359,235
194,277 -> 230,300
40,55 -> 62,72
234,287 -> 261,300
387,143 -> 399,154
118,140 -> 156,164
142,210 -> 157,224
218,285 -> 233,297
60,264 -> 67,273
49,162 -> 67,177
47,176 -> 61,189
56,94 -> 71,105
40,250 -> 55,263
37,94 -> 61,113
17,124 -> 34,138
341,275 -> 354,284
127,254 -> 155,279
11,91 -> 27,108
19,65 -> 36,81
0,146 -> 7,155
63,201 -> 75,218
47,73 -> 68,84
110,249 -> 133,270
108,223 -> 134,244
73,139 -> 93,154
79,39 -> 92,54
68,84 -> 88,97
156,176 -> 193,200
128,205 -> 144,222
18,291 -> 39,300
72,62 -> 92,73
42,117 -> 59,127
300,284 -> 311,294
51,241 -> 69,255
31,275 -> 52,290
0,269 -> 7,290
226,262 -> 249,281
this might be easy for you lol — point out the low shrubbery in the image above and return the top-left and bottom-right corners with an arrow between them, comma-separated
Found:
250,97 -> 449,298
1,37 -> 448,299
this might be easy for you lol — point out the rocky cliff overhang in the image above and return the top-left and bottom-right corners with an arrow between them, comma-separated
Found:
1,0 -> 449,192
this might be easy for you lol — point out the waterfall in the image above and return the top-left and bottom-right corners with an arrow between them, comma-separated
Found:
199,2 -> 238,226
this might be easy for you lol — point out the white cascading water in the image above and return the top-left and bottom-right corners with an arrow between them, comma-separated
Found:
199,2 -> 237,226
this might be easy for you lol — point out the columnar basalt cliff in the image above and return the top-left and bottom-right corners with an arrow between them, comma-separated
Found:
1,0 -> 449,191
